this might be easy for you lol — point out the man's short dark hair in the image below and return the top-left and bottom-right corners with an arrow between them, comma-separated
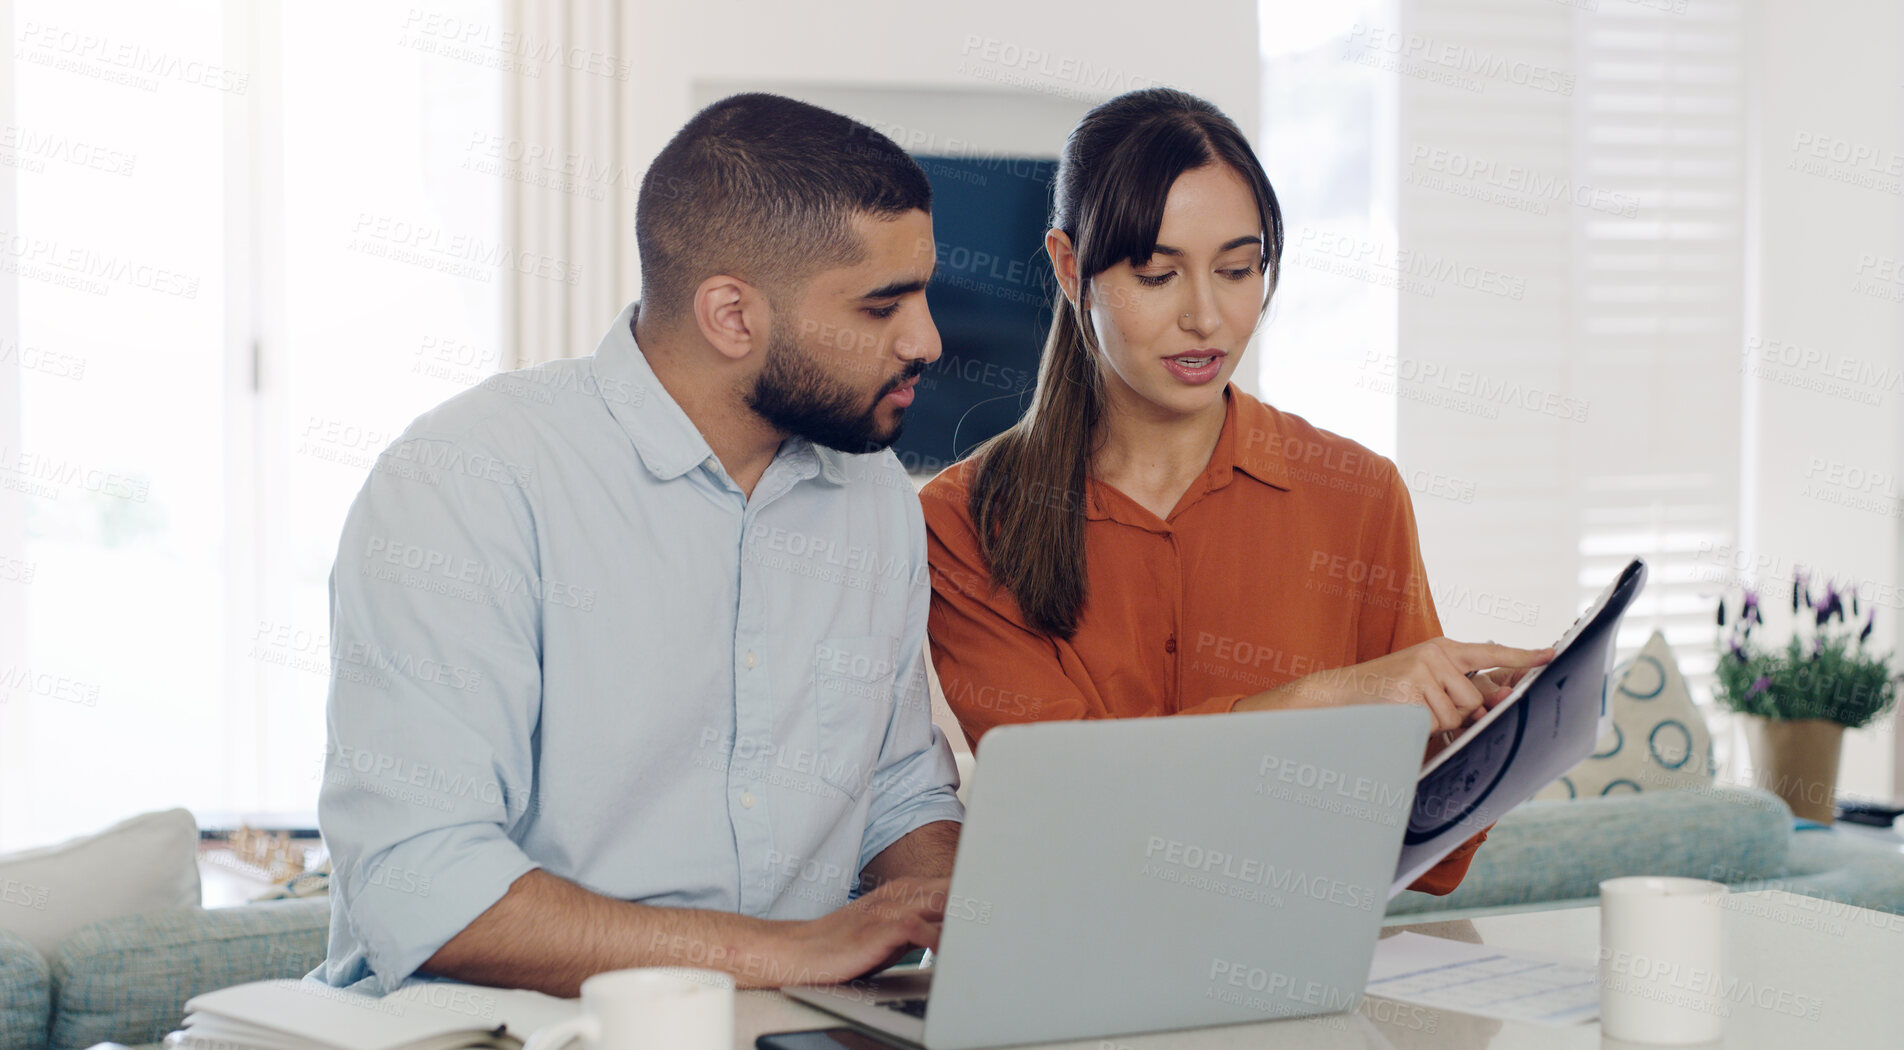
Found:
636,93 -> 932,323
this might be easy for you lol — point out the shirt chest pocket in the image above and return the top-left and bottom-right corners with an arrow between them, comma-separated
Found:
812,635 -> 899,800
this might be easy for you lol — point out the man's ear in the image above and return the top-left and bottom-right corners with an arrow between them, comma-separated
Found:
1045,228 -> 1081,309
691,274 -> 769,363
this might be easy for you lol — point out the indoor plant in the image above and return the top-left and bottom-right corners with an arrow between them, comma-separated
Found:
1714,572 -> 1901,823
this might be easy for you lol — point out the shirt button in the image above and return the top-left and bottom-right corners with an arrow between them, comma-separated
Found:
1165,634 -> 1177,654
744,651 -> 758,669
740,791 -> 756,809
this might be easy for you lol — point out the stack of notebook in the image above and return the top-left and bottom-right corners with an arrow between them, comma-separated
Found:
163,979 -> 579,1050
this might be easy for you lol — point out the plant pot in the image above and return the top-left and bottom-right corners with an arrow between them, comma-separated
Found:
1740,716 -> 1845,824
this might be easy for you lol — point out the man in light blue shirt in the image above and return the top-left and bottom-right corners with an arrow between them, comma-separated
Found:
317,94 -> 961,997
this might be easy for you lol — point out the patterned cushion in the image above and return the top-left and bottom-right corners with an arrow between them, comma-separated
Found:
48,899 -> 329,1050
1389,785 -> 1790,915
0,926 -> 50,1050
1538,629 -> 1715,800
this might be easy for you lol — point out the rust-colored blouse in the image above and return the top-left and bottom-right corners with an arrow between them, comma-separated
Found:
920,386 -> 1485,895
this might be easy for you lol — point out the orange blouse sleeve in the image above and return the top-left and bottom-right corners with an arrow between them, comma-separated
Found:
1360,460 -> 1489,897
1356,460 -> 1444,658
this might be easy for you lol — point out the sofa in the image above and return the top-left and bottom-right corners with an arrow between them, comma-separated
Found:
1389,785 -> 1904,917
6,785 -> 1902,1050
3,897 -> 328,1050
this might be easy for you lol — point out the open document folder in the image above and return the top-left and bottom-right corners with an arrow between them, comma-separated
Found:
1392,557 -> 1649,896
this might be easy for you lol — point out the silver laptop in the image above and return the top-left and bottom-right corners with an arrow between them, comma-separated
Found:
784,704 -> 1431,1049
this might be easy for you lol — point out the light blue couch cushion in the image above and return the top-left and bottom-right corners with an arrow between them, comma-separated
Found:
1734,826 -> 1904,915
1389,785 -> 1791,915
48,899 -> 329,1050
0,926 -> 50,1050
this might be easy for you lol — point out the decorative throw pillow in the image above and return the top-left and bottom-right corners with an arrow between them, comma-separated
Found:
1537,629 -> 1716,800
0,808 -> 202,957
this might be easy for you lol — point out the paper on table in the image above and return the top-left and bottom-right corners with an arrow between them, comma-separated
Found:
1364,932 -> 1599,1027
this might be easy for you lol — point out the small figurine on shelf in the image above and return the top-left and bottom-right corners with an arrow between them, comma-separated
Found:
226,825 -> 306,882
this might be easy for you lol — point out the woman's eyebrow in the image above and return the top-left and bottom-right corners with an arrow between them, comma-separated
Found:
1148,234 -> 1264,257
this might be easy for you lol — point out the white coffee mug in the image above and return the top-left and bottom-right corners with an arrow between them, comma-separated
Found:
1598,877 -> 1727,1044
522,968 -> 734,1050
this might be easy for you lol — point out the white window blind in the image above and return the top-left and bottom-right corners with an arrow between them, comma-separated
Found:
1393,0 -> 1746,715
1571,1 -> 1746,692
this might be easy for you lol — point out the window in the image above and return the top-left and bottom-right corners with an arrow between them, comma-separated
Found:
1262,0 -> 1766,778
0,0 -> 510,849
1258,0 -> 1399,456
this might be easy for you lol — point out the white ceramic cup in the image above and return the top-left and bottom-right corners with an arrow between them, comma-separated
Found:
1598,877 -> 1728,1044
521,968 -> 734,1050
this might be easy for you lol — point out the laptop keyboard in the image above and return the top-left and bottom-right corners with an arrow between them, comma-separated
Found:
880,997 -> 929,1019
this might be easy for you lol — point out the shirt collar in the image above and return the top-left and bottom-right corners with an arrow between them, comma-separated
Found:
1226,388 -> 1295,491
782,437 -> 852,485
1084,386 -> 1292,523
593,302 -> 848,485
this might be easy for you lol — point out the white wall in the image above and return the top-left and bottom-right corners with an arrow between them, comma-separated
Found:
1745,0 -> 1904,799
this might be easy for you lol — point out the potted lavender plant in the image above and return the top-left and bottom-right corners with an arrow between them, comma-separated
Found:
1714,572 -> 1901,823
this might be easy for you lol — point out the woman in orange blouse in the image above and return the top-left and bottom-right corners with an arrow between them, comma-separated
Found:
920,88 -> 1553,895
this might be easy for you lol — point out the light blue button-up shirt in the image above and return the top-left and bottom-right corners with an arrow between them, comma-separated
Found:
315,302 -> 963,993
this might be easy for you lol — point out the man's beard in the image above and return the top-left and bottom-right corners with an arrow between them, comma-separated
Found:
746,321 -> 923,455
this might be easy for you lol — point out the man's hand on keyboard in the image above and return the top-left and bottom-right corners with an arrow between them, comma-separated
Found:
767,876 -> 949,986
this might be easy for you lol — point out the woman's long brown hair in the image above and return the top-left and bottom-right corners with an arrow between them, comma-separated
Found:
965,88 -> 1285,639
